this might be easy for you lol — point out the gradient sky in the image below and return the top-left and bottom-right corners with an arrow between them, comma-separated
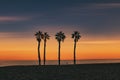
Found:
0,0 -> 120,61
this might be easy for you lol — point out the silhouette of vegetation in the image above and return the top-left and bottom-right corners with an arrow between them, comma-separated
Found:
72,31 -> 81,64
34,31 -> 81,65
55,31 -> 66,65
43,32 -> 50,65
35,31 -> 44,65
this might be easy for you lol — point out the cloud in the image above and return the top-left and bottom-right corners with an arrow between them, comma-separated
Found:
66,3 -> 120,11
0,16 -> 30,22
0,32 -> 33,38
61,3 -> 120,18
91,3 -> 120,9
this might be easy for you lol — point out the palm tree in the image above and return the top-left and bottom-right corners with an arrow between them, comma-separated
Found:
72,31 -> 81,65
43,32 -> 50,65
55,31 -> 66,65
35,31 -> 43,65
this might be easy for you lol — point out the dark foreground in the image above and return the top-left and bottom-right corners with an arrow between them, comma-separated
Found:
1,63 -> 120,80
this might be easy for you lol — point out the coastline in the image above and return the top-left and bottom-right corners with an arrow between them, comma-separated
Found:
1,59 -> 120,67
0,63 -> 120,80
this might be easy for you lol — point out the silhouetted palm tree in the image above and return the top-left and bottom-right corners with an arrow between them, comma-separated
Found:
72,31 -> 81,64
35,31 -> 43,65
55,31 -> 66,65
43,32 -> 50,65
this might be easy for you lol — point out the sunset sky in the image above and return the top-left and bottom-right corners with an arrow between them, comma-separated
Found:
0,0 -> 120,61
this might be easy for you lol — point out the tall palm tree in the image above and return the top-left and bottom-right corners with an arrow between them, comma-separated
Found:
43,32 -> 50,65
35,31 -> 43,65
55,31 -> 66,65
72,31 -> 81,65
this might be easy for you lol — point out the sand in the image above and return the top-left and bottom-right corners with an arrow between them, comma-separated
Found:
0,63 -> 120,80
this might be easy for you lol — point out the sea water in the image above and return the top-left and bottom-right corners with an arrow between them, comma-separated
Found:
0,59 -> 120,67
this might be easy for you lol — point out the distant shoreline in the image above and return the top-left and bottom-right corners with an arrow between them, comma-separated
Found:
1,59 -> 120,67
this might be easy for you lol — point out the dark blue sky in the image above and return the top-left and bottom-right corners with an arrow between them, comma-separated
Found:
0,0 -> 120,40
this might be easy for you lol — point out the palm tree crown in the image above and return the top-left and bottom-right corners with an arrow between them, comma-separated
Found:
35,31 -> 44,42
55,31 -> 66,42
72,31 -> 81,42
43,32 -> 50,41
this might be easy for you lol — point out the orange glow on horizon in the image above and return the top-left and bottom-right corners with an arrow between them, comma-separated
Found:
0,33 -> 120,61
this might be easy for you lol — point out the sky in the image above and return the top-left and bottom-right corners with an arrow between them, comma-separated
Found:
0,0 -> 120,61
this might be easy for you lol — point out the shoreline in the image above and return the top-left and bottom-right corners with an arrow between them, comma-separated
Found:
1,59 -> 120,67
1,63 -> 120,80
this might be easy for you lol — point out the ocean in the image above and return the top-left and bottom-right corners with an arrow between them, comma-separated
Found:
0,59 -> 120,67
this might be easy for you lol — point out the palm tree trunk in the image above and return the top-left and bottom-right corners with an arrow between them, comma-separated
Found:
38,42 -> 41,65
43,40 -> 46,65
74,41 -> 76,65
58,41 -> 61,65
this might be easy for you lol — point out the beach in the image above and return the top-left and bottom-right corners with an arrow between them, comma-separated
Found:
0,63 -> 120,80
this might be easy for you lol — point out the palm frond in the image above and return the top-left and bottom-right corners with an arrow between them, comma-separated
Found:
72,31 -> 81,42
35,31 -> 43,42
72,34 -> 74,38
43,32 -> 50,40
55,31 -> 66,42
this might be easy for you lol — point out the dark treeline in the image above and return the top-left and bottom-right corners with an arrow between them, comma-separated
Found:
35,31 -> 81,66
